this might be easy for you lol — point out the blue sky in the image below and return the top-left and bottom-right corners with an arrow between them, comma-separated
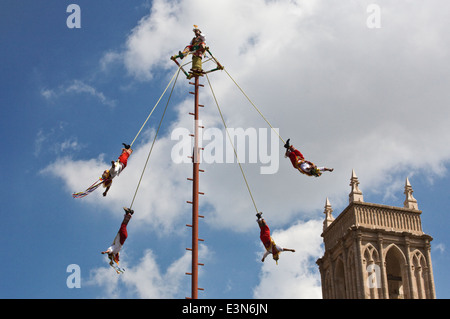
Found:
1,0 -> 450,299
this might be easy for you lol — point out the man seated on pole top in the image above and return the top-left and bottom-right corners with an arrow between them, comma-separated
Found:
172,25 -> 206,73
256,212 -> 295,265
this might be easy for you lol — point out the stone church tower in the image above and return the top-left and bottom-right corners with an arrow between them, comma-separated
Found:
316,170 -> 436,299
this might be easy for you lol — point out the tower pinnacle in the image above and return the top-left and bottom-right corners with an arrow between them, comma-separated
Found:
349,169 -> 364,203
323,197 -> 334,231
404,177 -> 419,210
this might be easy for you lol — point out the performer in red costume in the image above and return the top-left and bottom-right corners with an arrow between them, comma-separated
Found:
101,207 -> 134,267
102,143 -> 133,196
284,139 -> 333,177
256,212 -> 295,264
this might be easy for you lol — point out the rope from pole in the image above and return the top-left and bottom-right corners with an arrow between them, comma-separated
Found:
223,68 -> 286,146
129,68 -> 181,209
130,64 -> 183,147
205,73 -> 259,214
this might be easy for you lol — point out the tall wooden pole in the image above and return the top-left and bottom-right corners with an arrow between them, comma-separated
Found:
174,46 -> 224,299
191,74 -> 200,299
185,74 -> 205,299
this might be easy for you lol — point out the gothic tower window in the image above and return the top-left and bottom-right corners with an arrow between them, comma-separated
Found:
334,258 -> 346,298
363,244 -> 381,298
385,245 -> 407,299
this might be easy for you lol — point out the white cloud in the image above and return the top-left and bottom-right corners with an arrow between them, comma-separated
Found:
34,126 -> 84,157
60,137 -> 82,153
86,246 -> 208,298
118,249 -> 189,298
86,265 -> 121,298
41,79 -> 116,107
40,155 -> 108,200
252,219 -> 324,299
100,51 -> 123,72
40,89 -> 55,99
433,243 -> 445,254
66,80 -> 115,107
34,129 -> 47,157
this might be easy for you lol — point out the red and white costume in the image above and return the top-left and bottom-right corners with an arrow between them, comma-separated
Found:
110,148 -> 132,179
259,220 -> 284,261
286,147 -> 325,176
105,214 -> 131,264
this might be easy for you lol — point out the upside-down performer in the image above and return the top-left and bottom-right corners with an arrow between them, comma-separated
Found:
102,143 -> 133,197
171,25 -> 206,73
72,143 -> 133,198
256,212 -> 295,265
284,139 -> 333,177
101,207 -> 134,273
